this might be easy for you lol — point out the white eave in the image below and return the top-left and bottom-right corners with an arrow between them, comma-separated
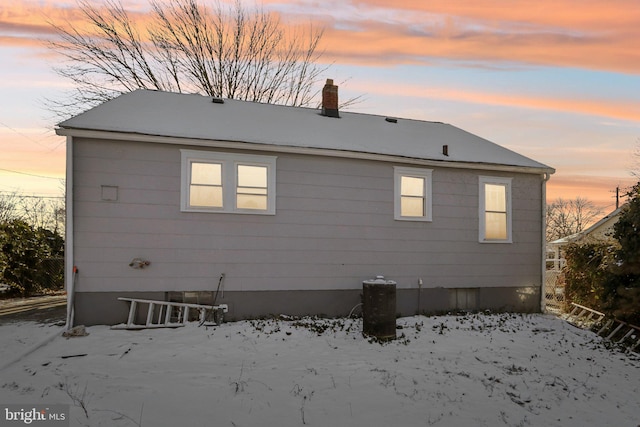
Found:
56,89 -> 555,175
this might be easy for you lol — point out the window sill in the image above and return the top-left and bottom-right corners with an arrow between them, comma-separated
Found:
181,207 -> 275,215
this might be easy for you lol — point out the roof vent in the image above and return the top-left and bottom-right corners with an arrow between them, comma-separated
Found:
212,98 -> 224,104
385,117 -> 397,123
443,145 -> 449,156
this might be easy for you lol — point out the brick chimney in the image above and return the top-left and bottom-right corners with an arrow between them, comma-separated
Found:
322,78 -> 339,118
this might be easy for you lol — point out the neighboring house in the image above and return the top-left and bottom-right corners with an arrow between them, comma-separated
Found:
57,80 -> 555,326
546,205 -> 624,271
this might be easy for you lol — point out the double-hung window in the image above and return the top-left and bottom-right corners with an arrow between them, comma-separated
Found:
394,167 -> 433,221
181,150 -> 276,214
479,176 -> 512,243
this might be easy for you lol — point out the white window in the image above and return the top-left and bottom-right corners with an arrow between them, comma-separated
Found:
394,167 -> 432,221
479,176 -> 512,243
181,150 -> 276,214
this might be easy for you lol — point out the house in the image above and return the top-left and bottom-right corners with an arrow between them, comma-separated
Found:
544,206 -> 624,310
546,205 -> 624,271
56,80 -> 555,326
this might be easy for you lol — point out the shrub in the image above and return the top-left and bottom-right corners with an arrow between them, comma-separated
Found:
0,219 -> 64,296
563,243 -> 617,311
562,183 -> 640,324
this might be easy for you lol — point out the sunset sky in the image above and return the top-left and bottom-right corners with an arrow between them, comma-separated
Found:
1,0 -> 639,212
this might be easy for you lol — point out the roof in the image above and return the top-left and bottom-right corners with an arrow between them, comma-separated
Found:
548,205 -> 624,245
57,89 -> 554,174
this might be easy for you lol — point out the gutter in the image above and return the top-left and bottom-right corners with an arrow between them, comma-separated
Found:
65,135 -> 75,328
540,171 -> 552,313
55,128 -> 556,176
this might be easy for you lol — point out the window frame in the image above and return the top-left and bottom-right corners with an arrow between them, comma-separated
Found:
181,150 -> 277,215
394,166 -> 433,222
478,175 -> 512,243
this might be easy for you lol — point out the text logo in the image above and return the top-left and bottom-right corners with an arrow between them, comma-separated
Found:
2,405 -> 69,426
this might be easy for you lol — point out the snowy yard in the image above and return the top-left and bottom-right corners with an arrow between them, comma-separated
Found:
0,313 -> 638,427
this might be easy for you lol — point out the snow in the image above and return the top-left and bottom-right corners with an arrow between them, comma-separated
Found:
57,90 -> 554,173
1,313 -> 638,426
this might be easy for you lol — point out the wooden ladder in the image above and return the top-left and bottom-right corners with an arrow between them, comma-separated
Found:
566,302 -> 640,353
566,302 -> 605,326
597,318 -> 640,352
112,297 -> 228,330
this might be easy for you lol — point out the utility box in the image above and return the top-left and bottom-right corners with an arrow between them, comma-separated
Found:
362,276 -> 397,341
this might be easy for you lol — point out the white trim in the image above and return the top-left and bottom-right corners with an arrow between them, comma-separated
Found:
394,166 -> 433,222
65,135 -> 75,328
479,175 -> 512,243
56,128 -> 555,175
180,149 -> 277,215
541,172 -> 551,312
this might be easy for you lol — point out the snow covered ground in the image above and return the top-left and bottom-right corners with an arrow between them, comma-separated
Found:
0,313 -> 638,427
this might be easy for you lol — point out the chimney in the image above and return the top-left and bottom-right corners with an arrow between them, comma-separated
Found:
322,78 -> 339,118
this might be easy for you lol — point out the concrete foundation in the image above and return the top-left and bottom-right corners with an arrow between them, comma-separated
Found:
72,286 -> 540,326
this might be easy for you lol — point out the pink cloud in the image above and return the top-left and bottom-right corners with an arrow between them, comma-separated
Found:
346,80 -> 640,122
4,1 -> 639,74
546,174 -> 636,209
316,17 -> 639,74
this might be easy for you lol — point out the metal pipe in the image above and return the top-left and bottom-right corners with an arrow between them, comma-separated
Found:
540,172 -> 551,313
65,135 -> 75,329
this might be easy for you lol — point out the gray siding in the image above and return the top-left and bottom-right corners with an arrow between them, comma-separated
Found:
72,138 -> 543,319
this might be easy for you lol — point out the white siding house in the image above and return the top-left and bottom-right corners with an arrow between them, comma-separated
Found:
546,205 -> 624,272
57,82 -> 555,326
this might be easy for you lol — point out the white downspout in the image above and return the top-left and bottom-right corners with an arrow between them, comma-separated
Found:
540,172 -> 551,313
65,135 -> 75,328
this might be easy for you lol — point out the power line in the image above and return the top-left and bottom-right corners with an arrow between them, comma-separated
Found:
0,192 -> 64,200
0,167 -> 63,180
0,120 -> 58,150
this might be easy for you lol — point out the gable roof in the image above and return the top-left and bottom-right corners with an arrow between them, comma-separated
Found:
57,89 -> 554,174
548,205 -> 624,245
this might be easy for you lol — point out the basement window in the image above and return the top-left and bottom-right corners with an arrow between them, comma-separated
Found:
479,176 -> 512,243
394,166 -> 433,221
181,150 -> 276,214
449,288 -> 479,311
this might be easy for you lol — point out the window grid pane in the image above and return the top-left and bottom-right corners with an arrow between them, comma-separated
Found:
485,184 -> 506,212
485,212 -> 508,240
237,164 -> 268,210
237,194 -> 268,210
481,179 -> 510,242
401,176 -> 425,197
191,162 -> 222,185
401,196 -> 425,217
190,185 -> 223,208
190,162 -> 223,208
400,175 -> 426,217
238,165 -> 267,188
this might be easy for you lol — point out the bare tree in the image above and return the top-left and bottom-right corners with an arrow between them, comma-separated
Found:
0,192 -> 21,223
48,0 -> 336,117
546,197 -> 604,242
0,188 -> 65,234
18,196 -> 65,235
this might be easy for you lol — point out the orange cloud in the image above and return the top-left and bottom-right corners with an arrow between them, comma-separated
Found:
275,0 -> 640,73
546,174 -> 636,209
345,80 -> 640,123
4,0 -> 639,74
4,1 -> 638,74
0,0 -> 154,48
349,0 -> 640,31
317,18 -> 639,74
0,130 -> 66,192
